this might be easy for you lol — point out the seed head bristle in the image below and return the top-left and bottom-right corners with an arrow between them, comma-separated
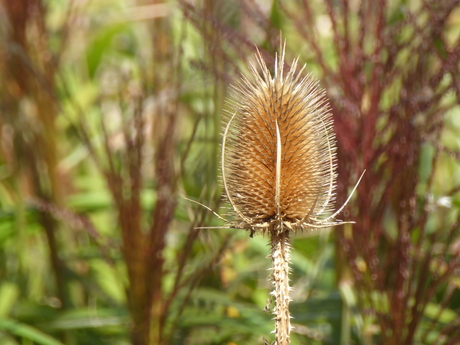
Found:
222,45 -> 338,234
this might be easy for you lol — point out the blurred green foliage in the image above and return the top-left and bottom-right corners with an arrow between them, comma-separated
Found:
0,1 -> 459,345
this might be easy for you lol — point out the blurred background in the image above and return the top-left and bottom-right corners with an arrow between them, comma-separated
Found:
0,0 -> 459,344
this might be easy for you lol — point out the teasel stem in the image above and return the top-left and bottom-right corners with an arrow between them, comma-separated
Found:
270,229 -> 292,345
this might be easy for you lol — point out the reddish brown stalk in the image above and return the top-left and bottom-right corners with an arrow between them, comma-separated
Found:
0,0 -> 68,311
286,1 -> 460,343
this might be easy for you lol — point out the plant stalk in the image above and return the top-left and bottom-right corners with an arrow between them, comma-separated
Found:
270,230 -> 292,345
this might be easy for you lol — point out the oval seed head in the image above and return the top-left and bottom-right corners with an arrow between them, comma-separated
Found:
222,45 -> 338,234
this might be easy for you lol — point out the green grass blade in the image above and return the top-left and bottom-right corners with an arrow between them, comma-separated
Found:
0,318 -> 65,345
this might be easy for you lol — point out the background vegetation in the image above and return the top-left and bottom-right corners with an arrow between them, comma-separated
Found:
0,0 -> 459,344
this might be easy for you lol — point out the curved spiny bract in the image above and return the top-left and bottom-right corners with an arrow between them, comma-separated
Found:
223,49 -> 337,235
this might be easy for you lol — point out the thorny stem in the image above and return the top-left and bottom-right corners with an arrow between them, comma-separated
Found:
270,230 -> 292,345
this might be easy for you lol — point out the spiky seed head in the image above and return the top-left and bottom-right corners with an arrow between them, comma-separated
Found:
222,45 -> 338,234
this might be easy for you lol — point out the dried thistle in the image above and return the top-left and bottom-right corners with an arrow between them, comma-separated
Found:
192,42 -> 362,344
223,45 -> 352,234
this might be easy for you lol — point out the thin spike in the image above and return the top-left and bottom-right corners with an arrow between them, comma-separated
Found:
221,112 -> 255,226
322,170 -> 366,222
183,197 -> 231,224
275,120 -> 282,221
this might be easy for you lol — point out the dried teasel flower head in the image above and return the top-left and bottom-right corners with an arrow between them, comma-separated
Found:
185,42 -> 365,345
221,43 -> 361,236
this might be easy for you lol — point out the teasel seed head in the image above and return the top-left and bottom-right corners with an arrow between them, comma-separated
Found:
222,44 -> 344,235
215,42 -> 364,345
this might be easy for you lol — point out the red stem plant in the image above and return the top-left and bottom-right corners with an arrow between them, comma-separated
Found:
182,0 -> 460,344
286,1 -> 460,344
0,0 -> 69,312
0,1 -> 232,345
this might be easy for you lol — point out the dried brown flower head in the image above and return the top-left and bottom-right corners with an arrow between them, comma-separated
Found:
189,42 -> 362,345
219,43 -> 362,345
222,44 -> 358,236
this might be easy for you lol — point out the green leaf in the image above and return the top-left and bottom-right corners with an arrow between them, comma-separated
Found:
85,23 -> 131,78
0,283 -> 19,317
0,318 -> 65,345
39,308 -> 128,330
269,0 -> 282,31
424,303 -> 458,324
